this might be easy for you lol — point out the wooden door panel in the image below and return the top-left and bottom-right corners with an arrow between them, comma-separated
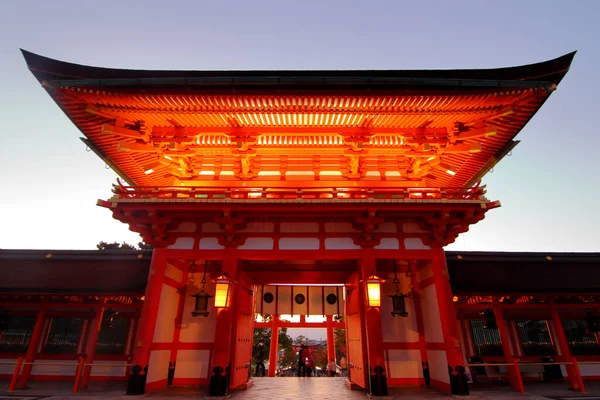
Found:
346,272 -> 367,389
230,273 -> 255,389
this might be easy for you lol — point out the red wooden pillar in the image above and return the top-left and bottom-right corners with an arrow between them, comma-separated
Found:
127,247 -> 167,395
169,268 -> 189,387
326,315 -> 336,366
493,307 -> 523,392
360,251 -> 388,396
17,305 -> 47,388
431,250 -> 468,395
81,299 -> 107,389
551,307 -> 583,391
410,275 -> 430,386
268,317 -> 279,377
209,253 -> 238,397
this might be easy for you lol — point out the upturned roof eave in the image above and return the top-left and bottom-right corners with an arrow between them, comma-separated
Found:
21,49 -> 576,89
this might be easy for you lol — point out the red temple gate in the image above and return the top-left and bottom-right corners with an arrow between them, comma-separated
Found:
20,50 -> 576,397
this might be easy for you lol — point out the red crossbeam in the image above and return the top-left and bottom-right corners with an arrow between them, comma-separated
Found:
110,182 -> 486,201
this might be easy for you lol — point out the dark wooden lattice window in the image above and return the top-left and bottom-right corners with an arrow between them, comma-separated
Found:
517,320 -> 555,356
563,319 -> 600,355
470,319 -> 504,356
95,317 -> 129,355
0,316 -> 36,353
43,317 -> 83,354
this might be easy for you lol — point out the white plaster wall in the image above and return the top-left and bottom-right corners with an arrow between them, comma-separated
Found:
237,237 -> 274,250
375,238 -> 399,250
404,238 -> 431,250
239,222 -> 274,233
324,222 -> 360,233
169,237 -> 194,250
199,237 -> 224,250
324,238 -> 360,250
279,238 -> 320,250
0,358 -> 16,374
173,222 -> 196,233
201,223 -> 223,232
90,361 -> 128,376
402,223 -> 427,233
147,350 -> 170,384
153,284 -> 179,343
387,349 -> 422,378
375,222 -> 397,233
427,349 -> 449,384
280,222 -> 319,233
381,278 -> 419,343
175,349 -> 211,379
580,364 -> 600,376
179,280 -> 217,343
420,286 -> 444,343
31,360 -> 78,376
165,262 -> 183,283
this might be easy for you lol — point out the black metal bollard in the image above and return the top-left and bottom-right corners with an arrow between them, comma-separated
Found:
168,361 -> 176,387
126,364 -> 148,395
448,365 -> 469,396
368,365 -> 389,397
422,361 -> 431,386
208,364 -> 231,397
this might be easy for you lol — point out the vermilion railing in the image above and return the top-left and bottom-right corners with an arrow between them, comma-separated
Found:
110,180 -> 486,201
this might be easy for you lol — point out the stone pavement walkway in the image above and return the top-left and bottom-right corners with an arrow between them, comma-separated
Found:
1,377 -> 599,399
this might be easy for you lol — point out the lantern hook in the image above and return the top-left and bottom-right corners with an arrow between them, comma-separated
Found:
200,259 -> 208,290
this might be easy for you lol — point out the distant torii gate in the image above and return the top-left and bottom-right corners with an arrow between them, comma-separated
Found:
255,314 -> 345,376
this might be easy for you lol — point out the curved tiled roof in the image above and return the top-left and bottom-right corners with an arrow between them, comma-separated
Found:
21,51 -> 575,188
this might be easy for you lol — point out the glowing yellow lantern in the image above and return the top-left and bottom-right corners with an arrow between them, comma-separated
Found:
213,273 -> 234,308
365,273 -> 384,308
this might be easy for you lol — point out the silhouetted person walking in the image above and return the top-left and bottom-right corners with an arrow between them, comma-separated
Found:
297,344 -> 307,377
255,341 -> 266,377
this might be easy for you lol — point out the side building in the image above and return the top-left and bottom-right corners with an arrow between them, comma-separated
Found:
1,249 -> 599,391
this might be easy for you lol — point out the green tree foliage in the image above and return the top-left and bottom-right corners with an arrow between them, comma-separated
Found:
96,241 -> 153,250
252,325 -> 293,362
334,327 -> 347,362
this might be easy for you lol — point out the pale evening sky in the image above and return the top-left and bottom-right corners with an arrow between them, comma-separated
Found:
0,0 -> 599,252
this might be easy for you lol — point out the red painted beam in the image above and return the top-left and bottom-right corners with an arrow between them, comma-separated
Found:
254,321 -> 344,328
245,271 -> 351,285
165,249 -> 437,261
